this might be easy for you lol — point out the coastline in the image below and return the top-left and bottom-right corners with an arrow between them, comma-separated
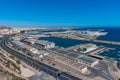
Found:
38,35 -> 120,63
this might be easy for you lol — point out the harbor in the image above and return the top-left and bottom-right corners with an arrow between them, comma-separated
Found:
5,27 -> 120,80
39,36 -> 120,63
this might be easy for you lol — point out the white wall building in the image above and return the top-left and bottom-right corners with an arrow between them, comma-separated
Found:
80,43 -> 98,53
39,50 -> 49,58
36,40 -> 55,49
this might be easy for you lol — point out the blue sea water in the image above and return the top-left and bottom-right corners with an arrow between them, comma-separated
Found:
98,27 -> 120,42
39,37 -> 88,48
39,27 -> 120,62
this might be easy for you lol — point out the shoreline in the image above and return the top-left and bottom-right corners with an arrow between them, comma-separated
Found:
37,36 -> 120,63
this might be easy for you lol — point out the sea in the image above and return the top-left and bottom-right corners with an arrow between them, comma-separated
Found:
38,27 -> 120,62
97,27 -> 120,42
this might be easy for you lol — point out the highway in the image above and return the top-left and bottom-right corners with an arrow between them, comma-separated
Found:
0,37 -> 81,80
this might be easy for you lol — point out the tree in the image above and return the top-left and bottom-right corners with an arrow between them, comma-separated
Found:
52,63 -> 55,66
9,55 -> 15,60
16,59 -> 21,65
82,48 -> 87,52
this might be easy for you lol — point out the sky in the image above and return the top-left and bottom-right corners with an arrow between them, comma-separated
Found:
0,0 -> 120,28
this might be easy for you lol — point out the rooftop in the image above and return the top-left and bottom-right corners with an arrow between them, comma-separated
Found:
50,47 -> 99,65
80,43 -> 96,49
78,54 -> 98,64
67,52 -> 79,58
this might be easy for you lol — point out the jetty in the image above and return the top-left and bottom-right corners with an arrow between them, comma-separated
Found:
93,40 -> 120,46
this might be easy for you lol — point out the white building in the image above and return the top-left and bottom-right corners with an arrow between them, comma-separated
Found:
36,40 -> 55,49
81,30 -> 107,36
80,43 -> 98,53
39,50 -> 49,58
0,27 -> 20,35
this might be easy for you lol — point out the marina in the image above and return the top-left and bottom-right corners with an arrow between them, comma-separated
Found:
39,36 -> 120,62
4,27 -> 120,80
1,0 -> 120,79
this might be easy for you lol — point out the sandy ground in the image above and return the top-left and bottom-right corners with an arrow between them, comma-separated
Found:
29,71 -> 56,80
20,64 -> 35,78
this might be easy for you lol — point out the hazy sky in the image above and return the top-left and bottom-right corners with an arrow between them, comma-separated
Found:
0,0 -> 120,27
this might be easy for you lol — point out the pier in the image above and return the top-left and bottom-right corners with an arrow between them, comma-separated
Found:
67,37 -> 120,46
74,38 -> 120,46
66,44 -> 106,60
87,46 -> 106,60
48,35 -> 120,46
93,40 -> 120,46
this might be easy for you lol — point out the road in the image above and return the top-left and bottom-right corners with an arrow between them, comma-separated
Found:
0,36 -> 81,80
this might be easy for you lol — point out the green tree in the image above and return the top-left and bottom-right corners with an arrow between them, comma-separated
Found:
52,63 -> 55,66
82,48 -> 87,51
16,59 -> 21,65
9,55 -> 15,60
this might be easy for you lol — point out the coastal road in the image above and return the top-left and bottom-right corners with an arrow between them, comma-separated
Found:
0,36 -> 81,80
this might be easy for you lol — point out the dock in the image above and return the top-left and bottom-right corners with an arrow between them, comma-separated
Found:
88,46 -> 106,60
93,40 -> 120,46
49,35 -> 120,46
72,37 -> 120,46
